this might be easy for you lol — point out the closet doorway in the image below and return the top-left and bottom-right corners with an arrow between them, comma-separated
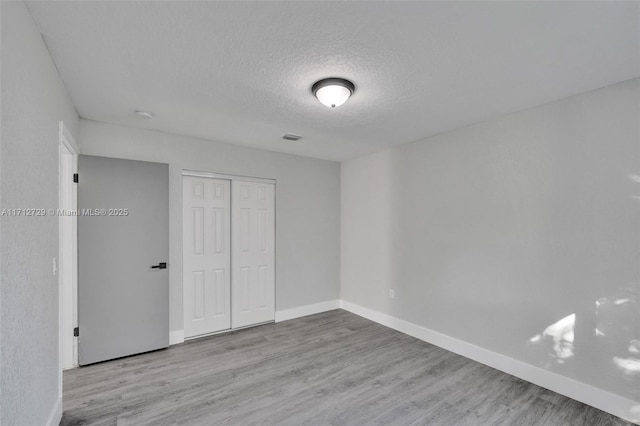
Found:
183,172 -> 275,339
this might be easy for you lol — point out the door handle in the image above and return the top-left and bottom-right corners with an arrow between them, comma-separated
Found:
151,262 -> 167,269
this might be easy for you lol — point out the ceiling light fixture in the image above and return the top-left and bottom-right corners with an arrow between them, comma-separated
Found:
312,78 -> 355,108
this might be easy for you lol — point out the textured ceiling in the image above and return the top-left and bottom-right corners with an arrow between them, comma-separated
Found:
27,1 -> 639,162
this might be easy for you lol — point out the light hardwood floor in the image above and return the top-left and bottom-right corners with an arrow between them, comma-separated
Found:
62,310 -> 633,425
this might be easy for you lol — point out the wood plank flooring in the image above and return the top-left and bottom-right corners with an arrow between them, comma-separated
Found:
61,310 -> 634,426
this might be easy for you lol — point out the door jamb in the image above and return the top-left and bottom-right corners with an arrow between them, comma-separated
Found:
58,121 -> 79,378
182,169 -> 276,185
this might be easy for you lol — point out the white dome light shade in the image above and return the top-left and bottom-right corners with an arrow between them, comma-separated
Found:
315,85 -> 351,108
312,78 -> 355,108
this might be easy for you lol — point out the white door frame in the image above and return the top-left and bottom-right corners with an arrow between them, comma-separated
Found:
58,121 -> 79,375
181,170 -> 276,340
182,169 -> 276,185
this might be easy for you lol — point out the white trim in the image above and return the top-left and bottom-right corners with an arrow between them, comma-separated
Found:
58,121 -> 79,426
275,300 -> 341,322
184,328 -> 232,341
45,395 -> 62,426
184,321 -> 276,342
339,300 -> 640,424
58,122 -> 79,371
59,121 -> 80,155
170,330 -> 185,345
182,169 -> 276,184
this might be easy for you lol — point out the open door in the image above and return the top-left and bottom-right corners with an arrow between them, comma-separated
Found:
77,155 -> 169,365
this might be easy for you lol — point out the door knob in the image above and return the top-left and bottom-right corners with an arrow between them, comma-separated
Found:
151,262 -> 167,269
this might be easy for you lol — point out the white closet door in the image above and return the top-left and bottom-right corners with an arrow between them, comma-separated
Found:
232,181 -> 275,328
183,176 -> 231,338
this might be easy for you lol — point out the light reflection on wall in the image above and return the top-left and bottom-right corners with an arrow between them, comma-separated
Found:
596,289 -> 640,377
527,283 -> 639,400
529,313 -> 575,364
613,357 -> 640,376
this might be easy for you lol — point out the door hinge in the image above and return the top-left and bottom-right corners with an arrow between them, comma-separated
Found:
73,327 -> 79,337
73,173 -> 79,183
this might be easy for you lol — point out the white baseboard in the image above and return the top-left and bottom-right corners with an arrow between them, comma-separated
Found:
170,329 -> 185,345
173,299 -> 340,343
275,300 -> 341,322
339,300 -> 640,424
45,394 -> 62,426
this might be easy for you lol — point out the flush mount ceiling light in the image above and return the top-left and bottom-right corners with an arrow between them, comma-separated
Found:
312,78 -> 355,108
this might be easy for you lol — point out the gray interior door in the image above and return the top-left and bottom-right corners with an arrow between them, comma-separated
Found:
78,155 -> 169,365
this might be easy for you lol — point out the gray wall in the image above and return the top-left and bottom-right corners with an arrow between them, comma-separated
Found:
0,1 -> 80,424
79,120 -> 341,334
341,78 -> 640,401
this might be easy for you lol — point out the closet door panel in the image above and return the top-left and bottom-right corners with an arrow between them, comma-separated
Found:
183,176 -> 231,338
231,181 -> 275,328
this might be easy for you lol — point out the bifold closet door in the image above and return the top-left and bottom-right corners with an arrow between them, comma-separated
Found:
183,176 -> 231,338
231,181 -> 275,328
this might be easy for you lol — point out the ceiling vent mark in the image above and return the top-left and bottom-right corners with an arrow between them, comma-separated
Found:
282,133 -> 302,141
